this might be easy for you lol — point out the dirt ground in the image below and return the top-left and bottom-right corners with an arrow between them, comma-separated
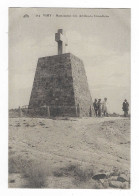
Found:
8,116 -> 130,189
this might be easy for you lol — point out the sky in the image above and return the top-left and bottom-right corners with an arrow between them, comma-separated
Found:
9,8 -> 130,114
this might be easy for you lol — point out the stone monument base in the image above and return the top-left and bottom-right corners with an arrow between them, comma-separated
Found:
28,53 -> 94,117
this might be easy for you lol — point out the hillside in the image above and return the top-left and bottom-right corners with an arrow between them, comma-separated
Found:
8,117 -> 130,188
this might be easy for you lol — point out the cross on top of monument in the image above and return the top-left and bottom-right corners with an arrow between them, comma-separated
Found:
55,29 -> 68,55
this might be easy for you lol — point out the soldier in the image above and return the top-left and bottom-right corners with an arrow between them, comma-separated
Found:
93,99 -> 98,117
122,99 -> 129,117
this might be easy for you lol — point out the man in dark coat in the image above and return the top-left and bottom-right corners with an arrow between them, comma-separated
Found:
97,99 -> 102,117
122,99 -> 129,117
93,99 -> 98,117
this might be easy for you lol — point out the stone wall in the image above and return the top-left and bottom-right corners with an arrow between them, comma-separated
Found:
70,54 -> 93,117
28,53 -> 94,117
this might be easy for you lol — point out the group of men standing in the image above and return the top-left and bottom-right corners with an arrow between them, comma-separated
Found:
93,98 -> 129,117
93,98 -> 108,117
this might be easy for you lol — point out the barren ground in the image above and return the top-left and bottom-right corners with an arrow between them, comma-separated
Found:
8,117 -> 130,189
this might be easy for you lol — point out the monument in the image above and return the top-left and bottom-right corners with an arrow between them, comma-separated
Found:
28,29 -> 94,117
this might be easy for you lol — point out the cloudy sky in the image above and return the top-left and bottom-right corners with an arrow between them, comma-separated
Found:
9,8 -> 130,114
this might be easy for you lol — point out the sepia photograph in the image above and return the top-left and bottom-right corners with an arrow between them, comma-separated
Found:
8,7 -> 130,189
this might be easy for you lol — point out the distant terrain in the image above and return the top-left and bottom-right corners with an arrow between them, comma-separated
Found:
8,116 -> 130,189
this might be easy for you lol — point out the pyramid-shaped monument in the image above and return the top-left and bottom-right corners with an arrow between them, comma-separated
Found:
28,29 -> 94,117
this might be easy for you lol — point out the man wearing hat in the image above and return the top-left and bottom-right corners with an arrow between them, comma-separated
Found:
93,99 -> 98,117
122,99 -> 129,117
97,99 -> 102,117
102,98 -> 108,117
